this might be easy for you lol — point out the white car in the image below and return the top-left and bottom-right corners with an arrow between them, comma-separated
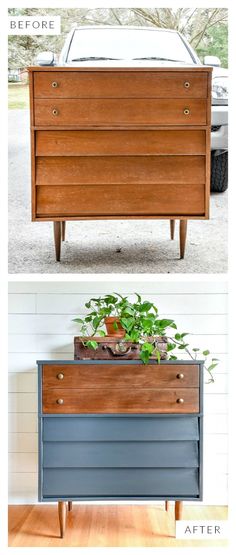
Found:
37,26 -> 228,192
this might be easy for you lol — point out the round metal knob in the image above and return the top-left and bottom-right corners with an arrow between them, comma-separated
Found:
176,373 -> 184,380
184,108 -> 190,115
176,398 -> 184,404
184,81 -> 190,89
57,373 -> 64,380
52,81 -> 58,88
52,108 -> 58,116
56,398 -> 64,405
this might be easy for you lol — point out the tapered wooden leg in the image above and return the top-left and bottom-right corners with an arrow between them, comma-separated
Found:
170,220 -> 175,240
53,222 -> 61,262
61,221 -> 66,242
68,501 -> 72,512
58,501 -> 67,538
179,220 -> 187,259
165,501 -> 170,511
175,501 -> 183,521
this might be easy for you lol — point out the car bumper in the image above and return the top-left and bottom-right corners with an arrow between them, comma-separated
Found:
211,105 -> 228,151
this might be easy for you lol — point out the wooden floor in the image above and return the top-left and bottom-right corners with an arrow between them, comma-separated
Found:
8,504 -> 228,547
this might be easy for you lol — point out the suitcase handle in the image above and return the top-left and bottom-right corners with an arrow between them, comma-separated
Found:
102,344 -> 132,356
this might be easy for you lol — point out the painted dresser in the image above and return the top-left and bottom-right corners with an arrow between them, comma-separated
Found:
29,67 -> 212,261
38,359 -> 203,538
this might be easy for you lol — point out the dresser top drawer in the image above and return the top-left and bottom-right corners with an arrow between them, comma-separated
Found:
32,69 -> 210,99
42,363 -> 199,389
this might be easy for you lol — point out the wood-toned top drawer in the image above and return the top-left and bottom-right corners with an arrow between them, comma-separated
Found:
36,183 -> 205,218
34,98 -> 207,126
42,364 -> 199,389
42,388 -> 199,414
33,71 -> 208,99
36,155 -> 205,186
36,129 -> 207,157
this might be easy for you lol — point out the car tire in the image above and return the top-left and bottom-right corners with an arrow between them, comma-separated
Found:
211,151 -> 228,193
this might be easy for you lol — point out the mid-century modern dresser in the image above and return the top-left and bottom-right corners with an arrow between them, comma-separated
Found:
38,359 -> 203,538
29,67 -> 212,261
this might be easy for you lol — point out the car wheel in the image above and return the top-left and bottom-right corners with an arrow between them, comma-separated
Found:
211,151 -> 228,193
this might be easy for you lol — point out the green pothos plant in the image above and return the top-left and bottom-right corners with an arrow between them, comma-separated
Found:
73,293 -> 218,383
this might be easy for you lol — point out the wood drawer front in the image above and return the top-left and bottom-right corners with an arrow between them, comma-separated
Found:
36,129 -> 206,157
34,98 -> 207,126
34,71 -> 208,99
42,388 -> 199,414
43,364 -> 199,389
36,183 -> 205,218
43,467 -> 199,498
43,416 -> 200,442
36,156 -> 205,186
43,440 -> 198,469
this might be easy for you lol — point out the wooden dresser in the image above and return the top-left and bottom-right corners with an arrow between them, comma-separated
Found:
38,360 -> 203,538
29,67 -> 212,261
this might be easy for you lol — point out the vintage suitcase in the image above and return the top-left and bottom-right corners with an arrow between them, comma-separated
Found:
74,336 -> 168,360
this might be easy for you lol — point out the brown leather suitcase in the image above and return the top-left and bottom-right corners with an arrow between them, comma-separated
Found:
74,336 -> 168,360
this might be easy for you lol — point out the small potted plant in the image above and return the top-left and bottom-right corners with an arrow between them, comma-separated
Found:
73,293 -> 218,383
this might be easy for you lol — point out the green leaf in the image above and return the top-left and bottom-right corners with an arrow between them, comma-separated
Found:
142,342 -> 154,354
169,355 -> 178,360
192,348 -> 200,352
96,330 -> 106,337
72,318 -> 84,324
206,363 -> 218,372
85,315 -> 92,322
167,343 -> 176,352
175,333 -> 181,341
203,350 -> 210,356
140,350 -> 150,364
158,319 -> 175,329
113,321 -> 119,331
84,340 -> 98,350
140,301 -> 154,313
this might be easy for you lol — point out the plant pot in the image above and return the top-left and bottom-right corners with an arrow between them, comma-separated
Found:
104,317 -> 125,337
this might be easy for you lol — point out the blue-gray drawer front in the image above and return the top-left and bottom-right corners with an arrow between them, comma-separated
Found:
43,416 -> 199,441
43,468 -> 199,497
43,440 -> 198,468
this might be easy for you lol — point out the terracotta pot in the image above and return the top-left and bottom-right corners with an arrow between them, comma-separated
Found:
104,317 -> 125,337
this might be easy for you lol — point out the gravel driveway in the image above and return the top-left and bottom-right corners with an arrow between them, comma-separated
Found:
8,109 -> 227,274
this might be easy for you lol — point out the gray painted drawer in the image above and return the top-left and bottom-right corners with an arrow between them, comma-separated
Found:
43,440 -> 199,468
43,416 -> 199,442
43,467 -> 199,497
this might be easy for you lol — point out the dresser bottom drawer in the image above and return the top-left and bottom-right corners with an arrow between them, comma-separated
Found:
42,467 -> 199,498
36,184 -> 205,218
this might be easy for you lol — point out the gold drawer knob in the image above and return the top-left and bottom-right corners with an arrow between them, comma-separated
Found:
184,81 -> 190,89
184,108 -> 190,115
56,398 -> 64,405
52,108 -> 58,116
52,81 -> 58,88
176,398 -> 184,404
176,373 -> 184,380
57,373 -> 64,380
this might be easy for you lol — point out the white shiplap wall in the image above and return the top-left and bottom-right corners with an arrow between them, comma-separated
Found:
8,280 -> 228,505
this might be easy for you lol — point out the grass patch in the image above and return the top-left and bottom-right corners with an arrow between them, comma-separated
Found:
8,83 -> 29,109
